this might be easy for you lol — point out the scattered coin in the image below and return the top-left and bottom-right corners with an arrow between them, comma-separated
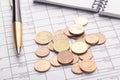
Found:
71,42 -> 88,54
35,46 -> 50,57
52,34 -> 68,42
75,17 -> 88,26
85,34 -> 99,45
34,59 -> 51,72
76,37 -> 91,49
53,39 -> 70,52
57,50 -> 74,64
95,33 -> 106,45
71,33 -> 85,40
35,31 -> 53,44
34,17 -> 106,74
76,37 -> 85,42
80,60 -> 97,73
71,63 -> 83,74
50,56 -> 61,67
71,54 -> 79,64
79,50 -> 93,60
86,43 -> 91,49
47,41 -> 54,51
69,24 -> 85,35
64,27 -> 73,37
54,29 -> 65,35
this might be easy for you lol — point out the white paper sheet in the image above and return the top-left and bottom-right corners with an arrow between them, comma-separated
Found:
0,0 -> 120,80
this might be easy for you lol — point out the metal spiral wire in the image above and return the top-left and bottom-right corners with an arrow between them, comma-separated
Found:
92,0 -> 108,11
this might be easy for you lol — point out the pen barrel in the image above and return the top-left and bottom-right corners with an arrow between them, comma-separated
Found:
13,0 -> 22,22
13,22 -> 22,47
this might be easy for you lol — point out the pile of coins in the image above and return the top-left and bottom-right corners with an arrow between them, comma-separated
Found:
34,17 -> 106,74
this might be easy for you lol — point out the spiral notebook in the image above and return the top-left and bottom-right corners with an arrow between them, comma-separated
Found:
34,0 -> 120,18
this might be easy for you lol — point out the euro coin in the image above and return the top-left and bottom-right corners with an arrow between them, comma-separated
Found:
71,54 -> 79,64
85,34 -> 99,45
75,17 -> 88,26
52,34 -> 68,42
69,24 -> 85,35
47,41 -> 54,51
35,31 -> 53,44
54,29 -> 65,35
71,63 -> 83,74
79,50 -> 93,60
80,60 -> 96,73
50,56 -> 61,67
34,59 -> 51,72
35,46 -> 50,57
53,39 -> 70,52
64,27 -> 73,37
95,33 -> 106,45
57,50 -> 74,64
71,42 -> 88,54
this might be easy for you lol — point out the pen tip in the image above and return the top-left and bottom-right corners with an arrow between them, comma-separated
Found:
16,47 -> 21,56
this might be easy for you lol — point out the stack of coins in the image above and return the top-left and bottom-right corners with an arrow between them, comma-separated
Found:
34,16 -> 106,74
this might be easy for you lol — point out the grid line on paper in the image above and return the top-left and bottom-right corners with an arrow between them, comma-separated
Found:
21,11 -> 30,80
110,19 -> 120,43
0,2 -> 13,80
68,70 -> 120,80
107,18 -> 120,69
93,15 -> 115,71
21,0 -> 34,79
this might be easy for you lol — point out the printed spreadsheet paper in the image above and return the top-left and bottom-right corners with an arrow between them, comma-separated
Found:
0,0 -> 120,80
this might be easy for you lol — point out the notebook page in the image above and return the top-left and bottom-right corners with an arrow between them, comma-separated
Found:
34,0 -> 97,12
99,0 -> 120,18
1,0 -> 120,80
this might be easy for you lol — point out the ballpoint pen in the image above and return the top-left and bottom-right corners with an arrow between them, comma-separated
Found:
10,0 -> 22,55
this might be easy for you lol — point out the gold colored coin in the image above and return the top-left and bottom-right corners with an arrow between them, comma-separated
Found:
86,43 -> 91,49
68,24 -> 85,35
48,41 -> 54,51
80,60 -> 97,73
76,37 -> 91,48
76,37 -> 85,42
64,27 -> 73,37
79,50 -> 93,60
71,63 -> 83,74
34,59 -> 51,72
85,34 -> 99,45
53,39 -> 70,52
35,46 -> 50,57
50,56 -> 61,67
75,17 -> 88,26
71,54 -> 79,64
35,31 -> 53,44
57,50 -> 74,64
71,33 -> 85,40
52,34 -> 68,42
54,29 -> 65,35
71,42 -> 88,54
95,33 -> 106,45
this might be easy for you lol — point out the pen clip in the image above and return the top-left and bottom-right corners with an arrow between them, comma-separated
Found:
9,0 -> 13,8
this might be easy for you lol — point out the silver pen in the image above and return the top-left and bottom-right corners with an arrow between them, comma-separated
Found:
10,0 -> 22,55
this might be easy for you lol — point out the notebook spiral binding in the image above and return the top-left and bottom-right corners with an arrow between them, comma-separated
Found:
92,0 -> 108,12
